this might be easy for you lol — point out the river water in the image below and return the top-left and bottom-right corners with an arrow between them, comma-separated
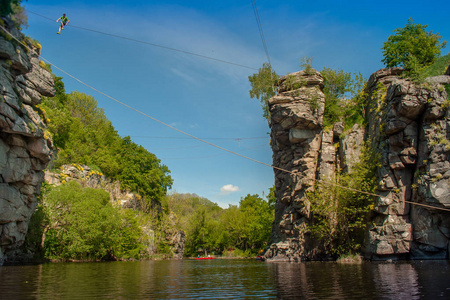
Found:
0,259 -> 449,299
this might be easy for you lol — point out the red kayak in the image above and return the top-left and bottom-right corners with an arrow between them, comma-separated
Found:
195,257 -> 215,260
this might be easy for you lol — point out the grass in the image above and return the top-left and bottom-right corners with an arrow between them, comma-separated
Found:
421,53 -> 450,78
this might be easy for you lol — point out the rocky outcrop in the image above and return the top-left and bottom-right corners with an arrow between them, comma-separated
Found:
45,164 -> 144,209
265,66 -> 450,261
0,17 -> 55,266
265,69 -> 327,261
364,68 -> 450,260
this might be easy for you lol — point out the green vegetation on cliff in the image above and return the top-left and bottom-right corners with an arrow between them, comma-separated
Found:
307,145 -> 379,257
382,18 -> 446,70
248,63 -> 279,120
382,18 -> 447,82
39,77 -> 172,208
249,61 -> 367,130
0,0 -> 27,29
321,68 -> 366,129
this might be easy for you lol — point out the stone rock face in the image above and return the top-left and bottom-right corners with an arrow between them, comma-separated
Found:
0,17 -> 55,266
170,230 -> 186,260
265,69 -> 329,261
44,165 -> 144,209
265,66 -> 450,261
364,68 -> 450,260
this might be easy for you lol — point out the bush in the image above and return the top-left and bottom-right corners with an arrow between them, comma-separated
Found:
42,181 -> 144,260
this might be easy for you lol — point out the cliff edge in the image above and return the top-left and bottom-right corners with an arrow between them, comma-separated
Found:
0,17 -> 55,265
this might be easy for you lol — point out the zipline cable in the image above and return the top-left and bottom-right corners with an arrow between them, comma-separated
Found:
250,0 -> 272,68
130,136 -> 269,140
26,10 -> 259,71
2,24 -> 449,213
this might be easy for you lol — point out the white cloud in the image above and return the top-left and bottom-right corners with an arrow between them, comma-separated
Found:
220,184 -> 240,194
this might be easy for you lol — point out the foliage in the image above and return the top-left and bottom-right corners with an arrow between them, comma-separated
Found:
381,18 -> 447,71
233,194 -> 274,250
39,77 -> 172,206
0,0 -> 20,16
300,56 -> 314,75
322,67 -> 352,127
41,181 -> 144,261
0,0 -> 27,29
307,144 -> 379,257
420,53 -> 450,78
167,192 -> 274,257
248,63 -> 280,120
321,68 -> 367,129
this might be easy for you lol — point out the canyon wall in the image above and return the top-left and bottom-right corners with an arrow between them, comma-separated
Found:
265,67 -> 450,261
0,17 -> 55,265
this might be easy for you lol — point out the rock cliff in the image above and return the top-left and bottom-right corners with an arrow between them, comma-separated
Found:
365,68 -> 450,260
265,69 -> 327,261
265,67 -> 450,261
0,17 -> 55,266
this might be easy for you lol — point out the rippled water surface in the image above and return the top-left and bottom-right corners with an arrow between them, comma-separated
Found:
0,259 -> 449,299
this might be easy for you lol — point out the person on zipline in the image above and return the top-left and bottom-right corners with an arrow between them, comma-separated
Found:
56,13 -> 69,34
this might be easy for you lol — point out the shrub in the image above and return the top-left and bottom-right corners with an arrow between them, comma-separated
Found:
42,181 -> 144,260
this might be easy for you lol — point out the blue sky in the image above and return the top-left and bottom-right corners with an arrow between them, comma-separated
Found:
22,0 -> 450,207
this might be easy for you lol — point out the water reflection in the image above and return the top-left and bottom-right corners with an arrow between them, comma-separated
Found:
0,260 -> 449,299
271,262 -> 379,299
373,263 -> 420,299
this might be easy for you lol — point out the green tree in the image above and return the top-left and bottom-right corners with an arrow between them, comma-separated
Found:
0,0 -> 20,16
42,181 -> 143,260
0,0 -> 27,29
382,18 -> 447,69
248,63 -> 279,120
321,68 -> 367,129
39,80 -> 172,205
321,67 -> 353,127
238,194 -> 274,251
117,137 -> 173,209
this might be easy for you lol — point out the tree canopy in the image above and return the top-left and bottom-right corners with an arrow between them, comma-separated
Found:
167,192 -> 274,257
381,18 -> 447,69
39,77 -> 172,206
41,181 -> 144,260
248,63 -> 279,121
